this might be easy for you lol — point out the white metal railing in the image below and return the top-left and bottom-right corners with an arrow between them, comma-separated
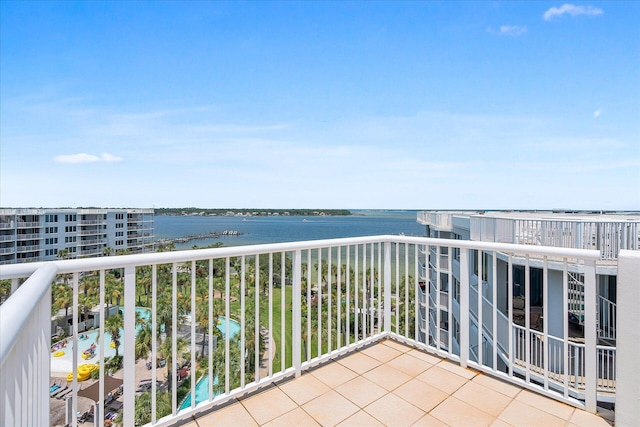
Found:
16,233 -> 41,240
598,296 -> 616,341
79,220 -> 107,226
16,244 -> 40,252
470,216 -> 639,260
0,236 -> 614,427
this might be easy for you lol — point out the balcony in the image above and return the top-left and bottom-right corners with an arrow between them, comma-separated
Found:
0,236 -> 636,426
182,340 -> 613,427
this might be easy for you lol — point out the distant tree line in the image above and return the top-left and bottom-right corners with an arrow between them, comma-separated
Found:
155,208 -> 352,216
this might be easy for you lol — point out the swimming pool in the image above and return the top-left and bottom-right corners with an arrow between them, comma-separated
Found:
178,317 -> 241,411
50,307 -> 150,376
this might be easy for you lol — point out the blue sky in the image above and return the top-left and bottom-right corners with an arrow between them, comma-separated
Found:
1,1 -> 638,210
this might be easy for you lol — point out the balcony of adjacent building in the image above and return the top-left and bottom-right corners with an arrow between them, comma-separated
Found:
1,236 -> 637,427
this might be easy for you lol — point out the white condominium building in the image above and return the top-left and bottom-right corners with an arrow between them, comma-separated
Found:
416,210 -> 639,405
0,208 -> 154,265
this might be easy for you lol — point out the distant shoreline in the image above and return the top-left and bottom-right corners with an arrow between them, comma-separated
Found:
154,208 -> 352,217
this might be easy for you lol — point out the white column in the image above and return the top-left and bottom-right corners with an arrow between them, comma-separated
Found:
615,250 -> 640,426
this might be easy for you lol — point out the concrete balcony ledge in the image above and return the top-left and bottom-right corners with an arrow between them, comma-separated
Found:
178,340 -> 613,427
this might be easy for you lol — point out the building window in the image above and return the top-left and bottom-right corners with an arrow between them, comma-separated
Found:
45,238 -> 58,245
45,227 -> 58,233
65,214 -> 77,222
45,214 -> 58,222
65,226 -> 77,233
116,213 -> 124,220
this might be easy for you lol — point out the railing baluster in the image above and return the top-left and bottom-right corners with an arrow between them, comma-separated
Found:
240,257 -> 245,388
404,243 -> 409,339
525,254 -> 531,384
123,266 -> 136,427
225,258 -> 230,394
354,245 -> 359,342
370,243 -> 374,338
306,249 -> 312,359
292,250 -> 302,377
338,246 -> 342,349
478,250 -> 483,367
328,247 -> 332,353
208,259 -> 213,402
459,248 -> 470,367
378,242 -> 383,338
584,258 -> 597,412
99,270 -> 106,427
72,272 -> 79,427
414,245 -> 419,342
492,251 -> 497,371
254,255 -> 259,382
346,246 -> 351,345
395,244 -> 399,334
281,254 -> 285,370
362,244 -> 367,338
317,248 -> 322,355
384,242 -> 391,334
268,253 -> 273,377
172,262 -> 178,415
190,261 -> 196,409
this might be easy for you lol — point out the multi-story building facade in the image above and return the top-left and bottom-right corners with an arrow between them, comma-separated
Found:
0,208 -> 154,264
416,210 -> 639,405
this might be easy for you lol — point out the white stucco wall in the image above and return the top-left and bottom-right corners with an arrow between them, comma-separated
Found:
615,250 -> 640,426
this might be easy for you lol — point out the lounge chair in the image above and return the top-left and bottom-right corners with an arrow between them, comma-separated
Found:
57,386 -> 77,400
49,381 -> 62,395
50,386 -> 68,399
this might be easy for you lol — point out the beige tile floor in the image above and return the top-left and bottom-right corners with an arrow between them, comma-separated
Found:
180,340 -> 615,427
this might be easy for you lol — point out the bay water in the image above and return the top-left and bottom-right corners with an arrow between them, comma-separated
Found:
154,209 -> 425,249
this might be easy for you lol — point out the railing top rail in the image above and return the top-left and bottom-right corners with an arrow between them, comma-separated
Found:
0,262 -> 58,368
394,235 -> 601,260
0,235 -> 600,280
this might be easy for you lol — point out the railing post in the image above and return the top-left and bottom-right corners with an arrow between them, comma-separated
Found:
583,259 -> 597,413
459,248 -> 470,367
616,250 -> 640,426
384,242 -> 391,333
123,267 -> 136,427
292,250 -> 302,377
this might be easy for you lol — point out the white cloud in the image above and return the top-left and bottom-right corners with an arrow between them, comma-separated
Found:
543,4 -> 603,21
593,109 -> 602,118
487,25 -> 527,36
54,152 -> 123,164
100,152 -> 123,162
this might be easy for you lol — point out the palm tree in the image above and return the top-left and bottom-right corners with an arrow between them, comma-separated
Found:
52,283 -> 73,319
195,283 -> 223,358
134,391 -> 172,425
104,313 -> 123,358
135,322 -> 153,360
0,280 -> 11,305
103,246 -> 114,257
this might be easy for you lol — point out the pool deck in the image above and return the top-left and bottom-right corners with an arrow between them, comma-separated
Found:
50,357 -> 169,427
